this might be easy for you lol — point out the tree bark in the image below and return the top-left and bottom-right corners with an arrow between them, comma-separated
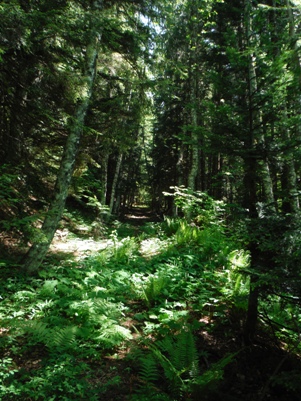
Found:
243,0 -> 261,343
187,2 -> 199,192
23,40 -> 99,274
101,152 -> 109,206
187,92 -> 199,191
109,153 -> 123,215
282,0 -> 300,213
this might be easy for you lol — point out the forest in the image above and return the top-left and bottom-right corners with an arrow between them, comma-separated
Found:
1,0 -> 301,400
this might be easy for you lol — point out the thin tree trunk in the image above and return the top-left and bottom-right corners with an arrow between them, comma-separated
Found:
187,100 -> 199,191
187,64 -> 199,191
23,40 -> 99,274
101,152 -> 109,206
280,106 -> 299,213
281,152 -> 299,214
248,34 -> 275,210
109,153 -> 123,215
243,0 -> 261,343
282,0 -> 300,212
187,2 -> 199,192
176,142 -> 185,187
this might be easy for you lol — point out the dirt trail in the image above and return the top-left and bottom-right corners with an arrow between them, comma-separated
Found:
121,206 -> 161,225
50,207 -> 160,259
50,236 -> 108,259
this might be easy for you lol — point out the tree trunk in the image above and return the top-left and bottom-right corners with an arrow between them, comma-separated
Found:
187,2 -> 199,192
101,152 -> 109,206
109,153 -> 123,215
23,40 -> 99,274
282,0 -> 300,213
243,0 -> 261,343
281,154 -> 299,214
187,101 -> 199,191
247,19 -> 275,211
176,142 -> 185,187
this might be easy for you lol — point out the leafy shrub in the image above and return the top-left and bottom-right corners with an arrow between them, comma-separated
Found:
164,186 -> 226,226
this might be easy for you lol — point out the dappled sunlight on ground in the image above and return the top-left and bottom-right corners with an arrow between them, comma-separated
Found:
139,237 -> 167,257
51,230 -> 109,259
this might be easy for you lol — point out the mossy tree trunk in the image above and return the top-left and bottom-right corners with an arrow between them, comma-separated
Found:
23,41 -> 99,274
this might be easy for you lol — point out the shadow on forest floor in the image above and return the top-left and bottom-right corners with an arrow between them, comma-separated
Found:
120,206 -> 162,225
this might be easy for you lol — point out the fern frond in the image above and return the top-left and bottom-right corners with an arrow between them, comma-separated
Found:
142,272 -> 170,306
21,320 -> 49,344
135,351 -> 177,400
151,345 -> 184,392
155,334 -> 175,354
155,328 -> 199,377
15,320 -> 79,352
194,353 -> 236,390
48,325 -> 78,350
139,353 -> 159,385
96,319 -> 132,347
172,329 -> 199,376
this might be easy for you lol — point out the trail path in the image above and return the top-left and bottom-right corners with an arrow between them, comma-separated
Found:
50,236 -> 108,259
120,206 -> 161,225
50,207 -> 159,259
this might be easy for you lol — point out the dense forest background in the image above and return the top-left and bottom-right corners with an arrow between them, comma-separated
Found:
1,0 -> 301,400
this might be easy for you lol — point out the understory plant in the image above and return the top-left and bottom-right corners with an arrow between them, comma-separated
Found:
164,186 -> 226,226
132,326 -> 236,400
1,192 -> 299,400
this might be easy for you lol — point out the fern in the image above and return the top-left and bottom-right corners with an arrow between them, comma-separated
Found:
95,317 -> 132,348
21,320 -> 49,345
152,328 -> 199,395
151,345 -> 184,393
134,352 -> 172,401
139,353 -> 159,385
134,327 -> 199,398
156,329 -> 199,377
142,272 -> 170,307
135,328 -> 235,399
50,326 -> 78,350
14,320 -> 79,353
174,330 -> 198,376
193,353 -> 236,390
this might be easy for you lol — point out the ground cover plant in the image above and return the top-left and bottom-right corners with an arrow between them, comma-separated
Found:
1,191 -> 301,400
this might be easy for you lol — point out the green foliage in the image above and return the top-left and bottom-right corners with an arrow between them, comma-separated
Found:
1,202 -> 300,399
161,217 -> 182,237
0,165 -> 44,242
19,321 -> 79,352
0,354 -> 98,401
0,358 -> 20,398
219,249 -> 250,310
96,230 -> 140,265
0,166 -> 21,213
164,187 -> 226,225
2,0 -> 301,397
134,327 -> 235,399
141,271 -> 171,306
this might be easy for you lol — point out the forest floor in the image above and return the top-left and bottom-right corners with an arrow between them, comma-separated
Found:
50,207 -> 161,259
1,207 -> 301,401
50,207 -> 301,401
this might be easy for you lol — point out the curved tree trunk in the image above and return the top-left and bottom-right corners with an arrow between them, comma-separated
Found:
23,40 -> 99,274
